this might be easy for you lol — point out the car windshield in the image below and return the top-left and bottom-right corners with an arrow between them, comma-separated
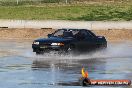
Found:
53,29 -> 79,38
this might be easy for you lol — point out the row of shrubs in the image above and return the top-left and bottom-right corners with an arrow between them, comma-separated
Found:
0,0 -> 70,6
0,0 -> 131,6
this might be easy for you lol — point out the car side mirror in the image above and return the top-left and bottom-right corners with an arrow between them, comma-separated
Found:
48,34 -> 52,38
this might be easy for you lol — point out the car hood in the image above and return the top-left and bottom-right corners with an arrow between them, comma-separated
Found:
34,37 -> 74,43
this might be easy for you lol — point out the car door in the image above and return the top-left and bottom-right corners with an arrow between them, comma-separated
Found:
74,30 -> 87,50
75,30 -> 97,51
85,30 -> 98,49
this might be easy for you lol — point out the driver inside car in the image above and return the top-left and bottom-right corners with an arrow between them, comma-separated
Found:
63,31 -> 74,37
74,31 -> 85,40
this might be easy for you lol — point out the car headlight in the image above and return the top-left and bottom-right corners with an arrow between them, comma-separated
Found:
33,41 -> 39,45
51,43 -> 64,46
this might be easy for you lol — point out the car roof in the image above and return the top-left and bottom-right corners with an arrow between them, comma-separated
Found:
58,28 -> 90,31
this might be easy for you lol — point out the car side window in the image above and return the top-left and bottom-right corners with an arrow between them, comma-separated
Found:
86,30 -> 96,38
53,30 -> 64,37
75,30 -> 87,40
74,30 -> 96,40
81,30 -> 88,37
85,30 -> 96,38
79,30 -> 95,40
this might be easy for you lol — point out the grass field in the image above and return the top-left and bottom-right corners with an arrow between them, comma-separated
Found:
0,2 -> 132,21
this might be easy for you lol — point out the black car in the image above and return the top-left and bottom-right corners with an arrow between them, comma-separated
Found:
32,29 -> 107,54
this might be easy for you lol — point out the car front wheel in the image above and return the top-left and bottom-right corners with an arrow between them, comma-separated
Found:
36,51 -> 44,55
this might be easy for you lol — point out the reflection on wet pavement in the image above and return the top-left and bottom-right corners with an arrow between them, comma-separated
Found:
0,40 -> 132,88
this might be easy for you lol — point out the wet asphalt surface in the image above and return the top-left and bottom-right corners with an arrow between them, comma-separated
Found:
0,40 -> 132,88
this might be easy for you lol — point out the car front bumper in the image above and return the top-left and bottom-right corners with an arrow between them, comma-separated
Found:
32,44 -> 65,52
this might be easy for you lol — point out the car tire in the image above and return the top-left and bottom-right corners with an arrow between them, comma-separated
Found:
66,44 -> 76,54
36,51 -> 43,55
102,43 -> 107,48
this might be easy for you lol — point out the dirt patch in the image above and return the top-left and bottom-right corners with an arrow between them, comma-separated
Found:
0,28 -> 132,41
0,28 -> 55,39
92,29 -> 132,41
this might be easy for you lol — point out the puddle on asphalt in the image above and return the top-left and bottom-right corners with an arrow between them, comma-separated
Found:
0,40 -> 132,88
